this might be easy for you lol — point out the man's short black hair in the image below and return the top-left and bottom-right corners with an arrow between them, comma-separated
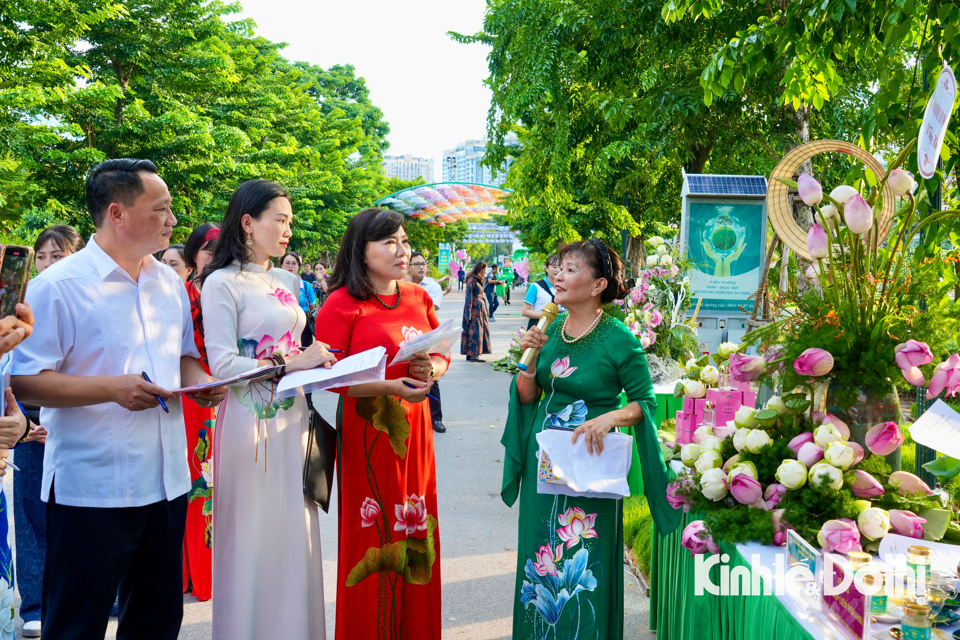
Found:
86,158 -> 159,227
410,252 -> 425,262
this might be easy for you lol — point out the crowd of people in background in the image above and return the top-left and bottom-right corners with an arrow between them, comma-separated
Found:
0,156 -> 656,640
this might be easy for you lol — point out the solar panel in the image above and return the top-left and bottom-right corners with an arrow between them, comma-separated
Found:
685,174 -> 767,196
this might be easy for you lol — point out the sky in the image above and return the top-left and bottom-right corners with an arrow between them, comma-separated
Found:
237,0 -> 494,167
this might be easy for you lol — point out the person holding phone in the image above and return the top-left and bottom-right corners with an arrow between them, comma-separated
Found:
10,158 -> 227,640
314,208 -> 449,640
13,225 -> 84,637
200,180 -> 336,640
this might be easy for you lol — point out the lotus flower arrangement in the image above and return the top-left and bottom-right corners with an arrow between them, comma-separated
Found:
667,393 -> 949,551
746,141 -> 959,412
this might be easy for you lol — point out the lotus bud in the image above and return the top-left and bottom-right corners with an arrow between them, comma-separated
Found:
692,426 -> 714,445
680,443 -> 701,468
864,422 -> 904,457
819,204 -> 841,228
888,509 -> 926,539
814,423 -> 844,448
744,429 -> 771,454
824,441 -> 856,469
645,255 -> 658,268
844,193 -> 874,235
849,442 -> 865,465
821,414 -> 850,440
766,396 -> 789,416
732,428 -> 748,453
727,461 -> 758,481
722,454 -> 741,473
798,175 -> 823,206
681,520 -> 720,555
683,380 -> 707,399
888,169 -> 915,197
699,468 -> 729,501
849,470 -> 884,498
776,460 -> 808,490
729,473 -> 763,506
700,436 -> 724,455
894,340 -> 934,369
648,236 -> 665,248
807,224 -> 829,259
773,509 -> 788,545
729,353 -> 767,383
787,432 -> 814,455
762,483 -> 787,511
659,254 -> 673,267
699,365 -> 720,385
717,342 -> 741,359
694,450 -> 723,474
818,518 -> 861,554
666,477 -> 695,513
927,353 -> 960,400
656,244 -> 668,256
797,442 -> 825,468
830,185 -> 859,204
808,462 -> 844,490
794,348 -> 835,377
889,470 -> 934,496
805,263 -> 821,285
857,507 -> 891,541
733,406 -> 759,429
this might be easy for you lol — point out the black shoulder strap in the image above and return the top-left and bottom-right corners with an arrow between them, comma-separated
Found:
536,278 -> 555,302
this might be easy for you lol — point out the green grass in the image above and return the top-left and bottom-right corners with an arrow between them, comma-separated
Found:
623,494 -> 654,579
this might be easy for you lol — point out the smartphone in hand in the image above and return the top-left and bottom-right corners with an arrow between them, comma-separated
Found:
0,246 -> 34,318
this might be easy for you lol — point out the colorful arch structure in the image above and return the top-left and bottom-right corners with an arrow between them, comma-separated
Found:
372,182 -> 512,226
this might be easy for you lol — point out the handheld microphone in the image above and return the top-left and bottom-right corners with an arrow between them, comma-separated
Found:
517,303 -> 559,372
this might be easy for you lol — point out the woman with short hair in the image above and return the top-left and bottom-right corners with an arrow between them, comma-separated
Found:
161,244 -> 192,282
521,254 -> 561,330
280,251 -> 316,347
315,207 -> 447,640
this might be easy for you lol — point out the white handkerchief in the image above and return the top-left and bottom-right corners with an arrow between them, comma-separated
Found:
534,429 -> 633,499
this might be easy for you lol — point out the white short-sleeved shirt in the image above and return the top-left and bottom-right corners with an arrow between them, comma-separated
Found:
419,277 -> 444,309
11,236 -> 200,507
524,279 -> 556,314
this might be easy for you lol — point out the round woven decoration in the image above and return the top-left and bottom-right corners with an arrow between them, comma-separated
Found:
766,140 -> 895,261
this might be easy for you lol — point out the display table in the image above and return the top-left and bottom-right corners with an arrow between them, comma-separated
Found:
653,383 -> 684,430
650,510 -> 960,640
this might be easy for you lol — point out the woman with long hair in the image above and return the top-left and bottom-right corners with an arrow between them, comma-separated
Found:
15,225 -> 84,638
460,260 -> 491,363
314,208 -> 447,640
177,222 -> 219,602
161,244 -> 192,282
201,180 -> 336,639
502,240 -> 680,639
280,250 -> 317,347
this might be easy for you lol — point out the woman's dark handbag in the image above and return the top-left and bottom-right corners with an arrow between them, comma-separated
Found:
303,395 -> 337,513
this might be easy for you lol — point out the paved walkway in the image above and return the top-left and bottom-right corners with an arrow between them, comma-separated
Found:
7,287 -> 652,639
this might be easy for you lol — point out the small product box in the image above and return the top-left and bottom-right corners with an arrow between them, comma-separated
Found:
706,388 -> 718,404
682,397 -> 697,414
714,391 -> 742,424
742,391 -> 757,409
676,412 -> 696,445
737,380 -> 753,393
694,398 -> 707,418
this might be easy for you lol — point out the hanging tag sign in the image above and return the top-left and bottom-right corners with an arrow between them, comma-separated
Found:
918,65 -> 957,179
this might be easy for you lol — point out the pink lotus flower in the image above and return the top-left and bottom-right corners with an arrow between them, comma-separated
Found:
794,348 -> 834,377
817,519 -> 862,554
798,175 -> 823,207
360,498 -> 381,527
761,483 -> 787,511
889,510 -> 926,539
807,224 -> 829,259
895,340 -> 934,369
787,432 -> 814,455
729,353 -> 766,382
398,325 -> 423,348
556,506 -> 599,549
889,471 -> 934,496
844,194 -> 874,235
864,422 -> 904,456
821,415 -> 850,440
797,442 -> 825,469
533,543 -> 564,577
394,494 -> 429,535
269,287 -> 297,307
850,470 -> 884,498
550,356 -> 577,379
681,521 -> 720,557
666,478 -> 694,513
926,353 -> 960,400
255,331 -> 300,359
773,509 -> 788,546
849,442 -> 865,465
888,169 -> 916,197
729,474 -> 763,506
902,366 -> 926,387
712,424 -> 737,441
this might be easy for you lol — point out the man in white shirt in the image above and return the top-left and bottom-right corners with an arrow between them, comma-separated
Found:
11,158 -> 227,640
407,252 -> 446,433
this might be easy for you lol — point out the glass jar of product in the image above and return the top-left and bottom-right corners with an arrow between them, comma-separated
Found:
901,602 -> 932,640
848,553 -> 887,616
907,546 -> 932,584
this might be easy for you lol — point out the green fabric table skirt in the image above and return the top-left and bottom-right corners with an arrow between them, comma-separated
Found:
654,393 -> 685,430
649,511 -> 816,640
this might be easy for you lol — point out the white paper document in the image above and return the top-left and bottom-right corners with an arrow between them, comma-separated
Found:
172,364 -> 282,394
275,346 -> 387,399
909,399 -> 960,459
879,533 -> 960,574
534,429 -> 633,499
389,318 -> 462,366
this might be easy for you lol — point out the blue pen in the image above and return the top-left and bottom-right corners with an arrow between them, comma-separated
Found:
141,371 -> 169,413
329,349 -> 344,353
403,381 -> 439,402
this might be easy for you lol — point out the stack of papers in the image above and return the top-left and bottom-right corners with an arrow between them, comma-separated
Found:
389,318 -> 462,366
534,429 -> 634,499
276,346 -> 387,398
173,364 -> 282,394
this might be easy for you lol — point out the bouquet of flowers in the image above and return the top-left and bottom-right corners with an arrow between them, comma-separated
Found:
670,360 -> 956,553
746,142 -> 959,407
623,236 -> 698,362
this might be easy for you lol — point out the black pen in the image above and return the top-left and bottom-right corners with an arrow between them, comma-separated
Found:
141,371 -> 169,413
403,381 -> 439,402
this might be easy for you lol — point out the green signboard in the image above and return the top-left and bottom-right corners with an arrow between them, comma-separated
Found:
437,243 -> 452,274
685,201 -> 765,313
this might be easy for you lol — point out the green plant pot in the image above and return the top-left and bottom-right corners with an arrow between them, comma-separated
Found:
827,382 -> 902,471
